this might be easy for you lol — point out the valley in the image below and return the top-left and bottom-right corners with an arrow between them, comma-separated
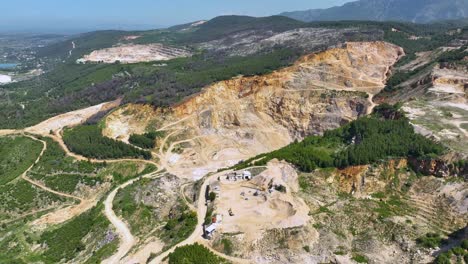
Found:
0,12 -> 467,264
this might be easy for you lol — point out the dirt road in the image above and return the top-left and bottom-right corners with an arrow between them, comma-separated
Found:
101,179 -> 138,264
149,170 -> 250,264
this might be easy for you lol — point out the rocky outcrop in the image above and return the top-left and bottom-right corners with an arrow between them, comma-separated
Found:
408,158 -> 451,178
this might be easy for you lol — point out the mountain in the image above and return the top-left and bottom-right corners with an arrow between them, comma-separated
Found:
281,0 -> 468,23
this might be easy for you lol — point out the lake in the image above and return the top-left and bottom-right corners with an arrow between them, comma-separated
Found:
0,63 -> 18,70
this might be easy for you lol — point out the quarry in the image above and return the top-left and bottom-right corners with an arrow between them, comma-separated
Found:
0,16 -> 467,263
77,43 -> 191,64
104,41 -> 404,180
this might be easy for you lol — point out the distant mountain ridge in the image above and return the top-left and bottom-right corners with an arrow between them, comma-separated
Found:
281,0 -> 468,23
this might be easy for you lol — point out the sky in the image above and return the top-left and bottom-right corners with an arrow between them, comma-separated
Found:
0,0 -> 353,33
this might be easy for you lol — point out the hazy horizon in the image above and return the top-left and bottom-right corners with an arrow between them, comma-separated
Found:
0,0 -> 352,34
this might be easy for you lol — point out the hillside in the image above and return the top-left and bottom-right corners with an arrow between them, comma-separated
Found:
1,12 -> 467,264
2,16 -> 466,129
281,0 -> 468,23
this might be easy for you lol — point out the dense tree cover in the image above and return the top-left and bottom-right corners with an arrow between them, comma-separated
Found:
233,110 -> 444,172
63,125 -> 151,160
333,117 -> 444,167
129,131 -> 163,149
167,243 -> 229,264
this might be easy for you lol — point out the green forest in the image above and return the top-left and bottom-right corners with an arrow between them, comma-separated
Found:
233,105 -> 444,172
129,131 -> 164,149
63,125 -> 152,160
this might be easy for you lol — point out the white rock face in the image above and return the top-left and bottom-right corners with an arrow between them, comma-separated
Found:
0,74 -> 12,84
77,44 -> 191,64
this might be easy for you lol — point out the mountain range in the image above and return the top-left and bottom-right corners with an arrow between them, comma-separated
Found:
281,0 -> 468,23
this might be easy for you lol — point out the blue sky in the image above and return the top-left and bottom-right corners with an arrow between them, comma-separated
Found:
0,0 -> 353,33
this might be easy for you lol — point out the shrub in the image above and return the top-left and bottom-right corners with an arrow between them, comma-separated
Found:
209,192 -> 216,202
275,184 -> 287,193
461,239 -> 468,250
352,254 -> 368,263
221,238 -> 233,255
417,233 -> 442,249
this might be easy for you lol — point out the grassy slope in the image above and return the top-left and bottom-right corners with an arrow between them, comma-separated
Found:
0,136 -> 42,184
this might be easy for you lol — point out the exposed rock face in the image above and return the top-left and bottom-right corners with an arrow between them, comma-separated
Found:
173,42 -> 403,136
408,158 -> 451,178
105,41 -> 403,179
77,44 -> 191,64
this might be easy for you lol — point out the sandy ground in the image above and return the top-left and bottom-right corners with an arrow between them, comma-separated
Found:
26,99 -> 121,135
123,239 -> 164,264
213,161 -> 310,238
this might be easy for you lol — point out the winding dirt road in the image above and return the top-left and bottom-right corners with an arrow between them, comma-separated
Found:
102,179 -> 138,264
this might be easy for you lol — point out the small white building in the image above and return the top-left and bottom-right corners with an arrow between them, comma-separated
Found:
226,170 -> 252,181
204,223 -> 217,239
242,170 -> 252,180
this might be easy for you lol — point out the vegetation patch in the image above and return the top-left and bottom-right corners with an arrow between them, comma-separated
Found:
29,138 -> 155,193
63,124 -> 152,160
0,136 -> 43,184
40,204 -> 114,263
167,243 -> 229,264
417,233 -> 443,248
352,253 -> 369,263
129,131 -> 164,149
0,180 -> 68,221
